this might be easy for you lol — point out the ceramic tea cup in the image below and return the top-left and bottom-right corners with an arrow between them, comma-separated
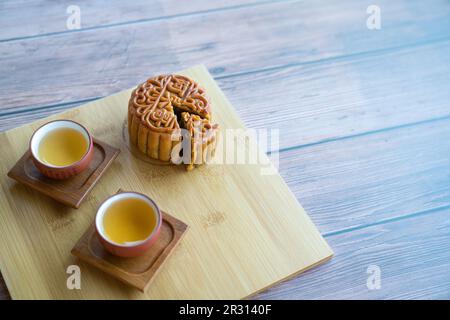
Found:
95,192 -> 162,258
30,120 -> 93,180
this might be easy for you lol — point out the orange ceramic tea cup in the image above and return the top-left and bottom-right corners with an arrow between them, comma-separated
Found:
30,120 -> 93,180
95,192 -> 162,258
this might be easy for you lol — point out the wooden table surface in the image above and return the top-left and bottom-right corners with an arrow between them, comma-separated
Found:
1,0 -> 450,300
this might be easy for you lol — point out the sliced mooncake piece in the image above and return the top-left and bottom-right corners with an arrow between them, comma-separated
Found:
128,74 -> 218,169
180,112 -> 219,171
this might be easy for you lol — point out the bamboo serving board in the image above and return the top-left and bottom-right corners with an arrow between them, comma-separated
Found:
0,65 -> 332,299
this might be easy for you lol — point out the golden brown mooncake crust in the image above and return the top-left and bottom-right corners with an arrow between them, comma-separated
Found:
128,74 -> 218,168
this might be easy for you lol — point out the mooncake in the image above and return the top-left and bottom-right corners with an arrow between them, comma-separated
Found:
128,74 -> 218,170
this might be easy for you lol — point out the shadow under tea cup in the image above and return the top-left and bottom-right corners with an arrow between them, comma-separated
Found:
30,120 -> 93,180
95,192 -> 162,258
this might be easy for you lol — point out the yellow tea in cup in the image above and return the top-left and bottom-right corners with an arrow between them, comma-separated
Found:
103,197 -> 157,244
38,127 -> 88,166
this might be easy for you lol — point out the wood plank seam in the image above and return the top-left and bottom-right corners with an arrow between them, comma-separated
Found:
2,0 -> 449,115
323,203 -> 450,238
0,97 -> 102,118
3,33 -> 450,118
256,205 -> 450,299
0,0 -> 294,44
3,84 -> 450,168
276,112 -> 450,154
216,34 -> 450,81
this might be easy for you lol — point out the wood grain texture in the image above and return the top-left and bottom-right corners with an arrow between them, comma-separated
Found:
7,97 -> 450,241
221,40 -> 450,150
278,116 -> 450,235
255,206 -> 450,299
2,0 -> 450,301
1,0 -> 449,112
0,65 -> 332,299
0,0 -> 272,41
4,40 -> 450,151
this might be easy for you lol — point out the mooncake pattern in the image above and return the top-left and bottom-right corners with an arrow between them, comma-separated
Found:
128,74 -> 218,168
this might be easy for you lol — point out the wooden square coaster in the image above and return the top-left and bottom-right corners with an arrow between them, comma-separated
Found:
7,138 -> 120,208
71,211 -> 188,292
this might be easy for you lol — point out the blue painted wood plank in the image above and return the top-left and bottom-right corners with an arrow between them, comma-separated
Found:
278,116 -> 450,234
220,39 -> 450,150
256,206 -> 450,299
1,0 -> 449,112
0,0 -> 272,41
2,39 -> 450,155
